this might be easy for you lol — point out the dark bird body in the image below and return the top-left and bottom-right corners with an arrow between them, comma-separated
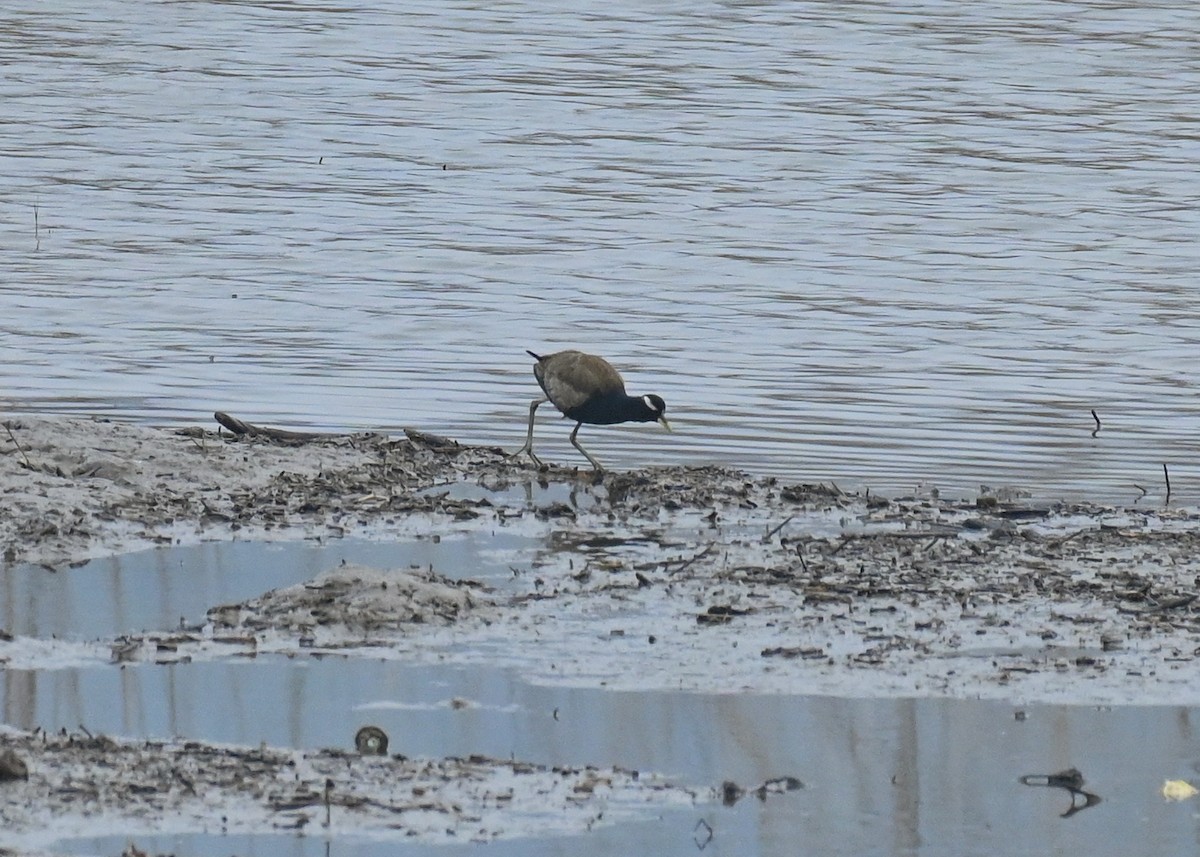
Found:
512,349 -> 670,471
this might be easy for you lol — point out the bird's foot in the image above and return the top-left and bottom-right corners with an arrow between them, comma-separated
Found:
571,465 -> 604,485
508,446 -> 544,469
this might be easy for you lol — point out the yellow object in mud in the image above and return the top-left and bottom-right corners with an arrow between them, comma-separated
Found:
1162,779 -> 1198,801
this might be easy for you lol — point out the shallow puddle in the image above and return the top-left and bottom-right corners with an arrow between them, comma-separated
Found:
4,536 -> 1200,855
0,533 -> 536,641
6,655 -> 1200,856
65,816 -> 700,857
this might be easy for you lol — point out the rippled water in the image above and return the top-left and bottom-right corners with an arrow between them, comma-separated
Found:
3,0 -> 1199,499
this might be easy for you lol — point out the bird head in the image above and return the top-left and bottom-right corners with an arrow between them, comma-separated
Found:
642,395 -> 671,432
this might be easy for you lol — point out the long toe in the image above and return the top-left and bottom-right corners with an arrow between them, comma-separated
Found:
507,444 -> 542,467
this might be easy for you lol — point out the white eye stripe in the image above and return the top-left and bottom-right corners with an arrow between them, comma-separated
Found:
642,395 -> 656,411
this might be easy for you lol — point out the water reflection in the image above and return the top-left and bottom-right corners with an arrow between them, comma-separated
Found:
0,536 -> 535,640
1019,768 -> 1103,818
3,660 -> 1199,855
3,1 -> 1200,500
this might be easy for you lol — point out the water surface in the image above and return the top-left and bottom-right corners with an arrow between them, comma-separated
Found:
4,535 -> 1200,854
3,0 -> 1199,499
10,657 -> 1200,857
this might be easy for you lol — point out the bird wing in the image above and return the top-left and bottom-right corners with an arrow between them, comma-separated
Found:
535,350 -> 626,412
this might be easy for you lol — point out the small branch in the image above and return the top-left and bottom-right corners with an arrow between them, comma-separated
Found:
793,539 -> 811,576
213,412 -> 340,443
1117,593 -> 1197,615
1164,463 -> 1172,501
1090,409 -> 1101,437
1153,594 -> 1196,612
3,422 -> 33,469
763,515 -> 794,543
828,536 -> 851,557
670,543 -> 714,574
403,428 -> 462,450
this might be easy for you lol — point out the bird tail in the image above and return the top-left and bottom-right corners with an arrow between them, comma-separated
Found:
526,350 -> 543,361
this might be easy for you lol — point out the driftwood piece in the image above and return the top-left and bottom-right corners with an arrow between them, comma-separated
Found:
212,413 -> 463,452
213,412 -> 342,443
403,428 -> 462,450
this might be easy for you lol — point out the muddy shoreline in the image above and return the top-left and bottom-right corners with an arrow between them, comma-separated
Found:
5,412 -> 1200,704
0,724 -> 706,851
3,414 -> 1200,851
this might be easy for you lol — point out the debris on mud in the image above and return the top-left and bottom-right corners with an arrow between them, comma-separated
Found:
6,414 -> 1200,706
1018,767 -> 1102,818
6,413 -> 1200,852
208,562 -> 491,638
720,775 -> 804,806
0,726 -> 704,849
0,749 -> 28,782
0,415 -> 511,568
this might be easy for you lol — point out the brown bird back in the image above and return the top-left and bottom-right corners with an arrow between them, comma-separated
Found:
532,350 -> 627,413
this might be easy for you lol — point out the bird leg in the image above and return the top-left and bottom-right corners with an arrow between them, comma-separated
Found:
570,422 -> 604,471
510,398 -> 546,466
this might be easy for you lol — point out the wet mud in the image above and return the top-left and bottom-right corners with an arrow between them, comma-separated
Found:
3,415 -> 1200,851
0,725 -> 701,850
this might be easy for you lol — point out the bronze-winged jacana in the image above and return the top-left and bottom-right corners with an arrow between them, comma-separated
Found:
512,349 -> 671,471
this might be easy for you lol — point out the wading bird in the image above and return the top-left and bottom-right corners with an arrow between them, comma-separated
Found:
512,349 -> 671,471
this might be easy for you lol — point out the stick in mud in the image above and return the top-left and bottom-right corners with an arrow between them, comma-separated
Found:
1090,409 -> 1101,437
213,411 -> 340,443
1164,463 -> 1172,500
763,515 -> 794,543
3,422 -> 33,469
671,543 -> 714,574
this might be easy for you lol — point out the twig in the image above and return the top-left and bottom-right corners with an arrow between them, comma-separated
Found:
763,515 -> 794,543
1164,463 -> 1172,501
1090,409 -> 1101,437
34,203 -> 40,251
3,423 -> 33,469
670,543 -> 714,574
828,536 -> 851,557
1153,594 -> 1196,612
1047,529 -> 1088,548
214,411 -> 340,443
1117,593 -> 1197,615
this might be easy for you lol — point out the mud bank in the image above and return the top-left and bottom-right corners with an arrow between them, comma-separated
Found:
3,414 -> 1200,707
4,415 -> 1200,851
0,415 -> 511,568
0,725 -> 703,851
